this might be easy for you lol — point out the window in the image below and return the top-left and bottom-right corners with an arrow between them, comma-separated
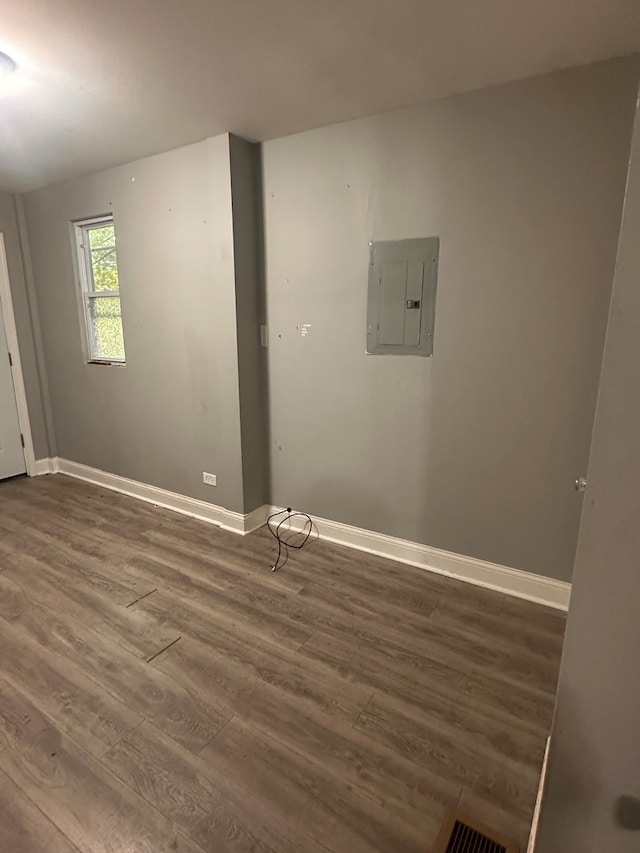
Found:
74,215 -> 126,363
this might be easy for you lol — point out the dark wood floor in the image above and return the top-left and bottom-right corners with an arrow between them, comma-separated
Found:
0,474 -> 565,853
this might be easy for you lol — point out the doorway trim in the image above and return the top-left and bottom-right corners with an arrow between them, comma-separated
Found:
0,233 -> 37,477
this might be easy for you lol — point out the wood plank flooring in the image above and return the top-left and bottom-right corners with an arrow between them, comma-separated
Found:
0,474 -> 565,852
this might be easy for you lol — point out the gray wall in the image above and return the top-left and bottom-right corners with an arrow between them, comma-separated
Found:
229,135 -> 270,511
262,57 -> 639,581
535,90 -> 640,853
23,135 -> 259,513
0,193 -> 52,459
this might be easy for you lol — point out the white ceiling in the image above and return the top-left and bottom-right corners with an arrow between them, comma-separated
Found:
2,0 -> 640,193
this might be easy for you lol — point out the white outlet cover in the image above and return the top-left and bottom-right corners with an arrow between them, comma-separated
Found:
203,472 -> 217,486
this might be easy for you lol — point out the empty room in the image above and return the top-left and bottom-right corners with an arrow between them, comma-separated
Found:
1,2 -> 639,852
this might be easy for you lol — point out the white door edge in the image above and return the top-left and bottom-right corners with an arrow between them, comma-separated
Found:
0,232 -> 37,476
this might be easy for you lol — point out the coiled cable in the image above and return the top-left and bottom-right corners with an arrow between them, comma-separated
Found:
267,507 -> 313,572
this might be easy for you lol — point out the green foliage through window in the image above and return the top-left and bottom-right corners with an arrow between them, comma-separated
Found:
88,296 -> 125,361
88,225 -> 119,293
76,218 -> 126,362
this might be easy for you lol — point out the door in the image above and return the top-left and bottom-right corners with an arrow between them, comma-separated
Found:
0,287 -> 26,479
534,101 -> 640,851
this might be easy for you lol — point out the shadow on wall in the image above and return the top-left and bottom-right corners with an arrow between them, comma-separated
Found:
615,796 -> 640,831
540,690 -> 601,852
540,687 -> 640,849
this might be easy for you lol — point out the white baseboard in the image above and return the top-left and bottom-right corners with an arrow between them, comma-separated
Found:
31,458 -> 571,609
271,506 -> 571,611
32,457 -> 59,476
37,457 -> 262,535
528,737 -> 550,852
243,504 -> 272,534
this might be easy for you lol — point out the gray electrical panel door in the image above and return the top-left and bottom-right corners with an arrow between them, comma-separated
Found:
366,237 -> 439,356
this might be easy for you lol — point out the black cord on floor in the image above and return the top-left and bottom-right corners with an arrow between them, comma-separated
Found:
267,507 -> 313,572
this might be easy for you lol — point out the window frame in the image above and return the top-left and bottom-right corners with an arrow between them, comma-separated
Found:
73,214 -> 126,366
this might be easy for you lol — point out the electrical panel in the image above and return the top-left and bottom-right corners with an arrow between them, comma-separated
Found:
366,237 -> 439,356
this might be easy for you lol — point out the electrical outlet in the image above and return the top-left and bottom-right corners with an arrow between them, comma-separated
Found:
202,472 -> 217,487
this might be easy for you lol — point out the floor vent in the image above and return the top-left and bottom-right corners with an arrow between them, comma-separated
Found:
434,809 -> 519,853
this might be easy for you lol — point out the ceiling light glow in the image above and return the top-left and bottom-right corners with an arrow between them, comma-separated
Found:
0,51 -> 16,77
